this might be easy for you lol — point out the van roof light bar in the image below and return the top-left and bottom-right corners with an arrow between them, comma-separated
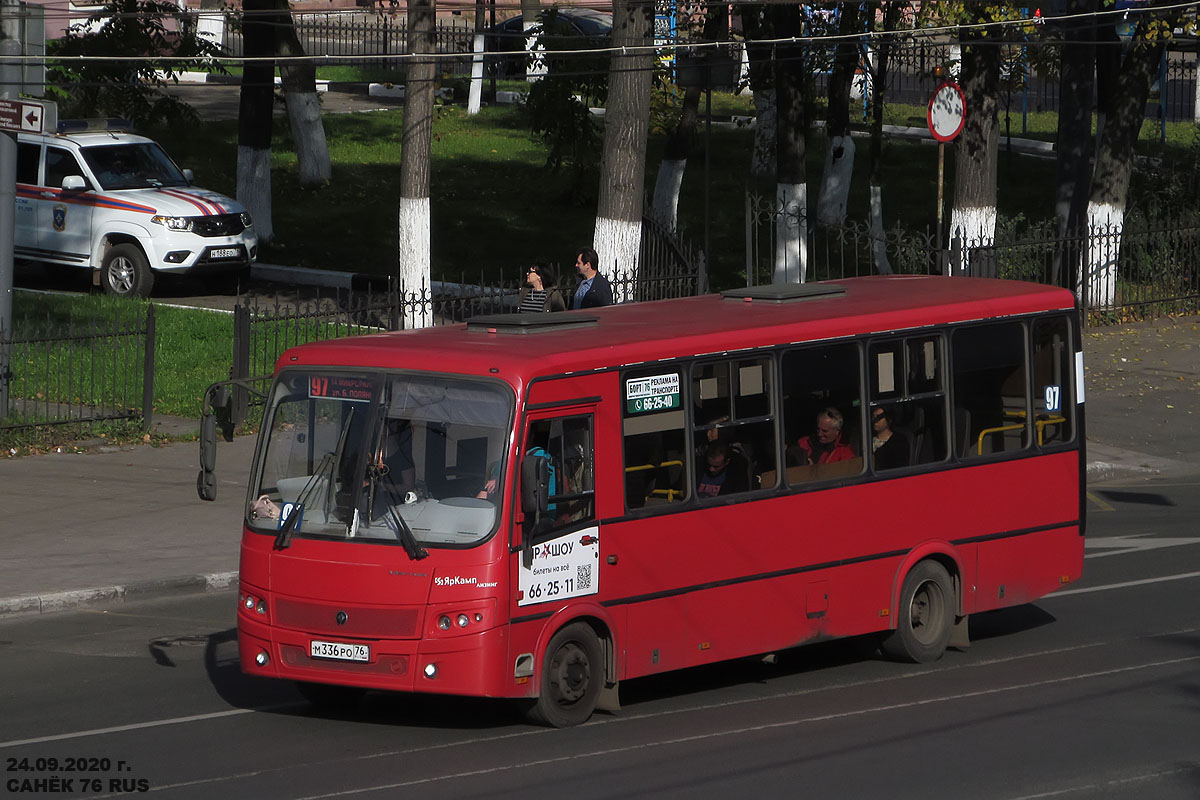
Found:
722,284 -> 846,303
466,313 -> 599,334
57,118 -> 134,135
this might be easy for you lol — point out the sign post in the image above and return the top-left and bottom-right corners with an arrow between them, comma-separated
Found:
927,80 -> 966,276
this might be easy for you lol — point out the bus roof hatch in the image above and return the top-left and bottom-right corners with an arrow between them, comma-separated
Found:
721,284 -> 846,303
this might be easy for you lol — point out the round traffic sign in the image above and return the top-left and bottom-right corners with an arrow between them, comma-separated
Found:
927,81 -> 966,143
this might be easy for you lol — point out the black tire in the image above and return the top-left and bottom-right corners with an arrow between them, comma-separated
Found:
101,243 -> 154,298
526,622 -> 603,728
295,681 -> 366,711
881,560 -> 955,664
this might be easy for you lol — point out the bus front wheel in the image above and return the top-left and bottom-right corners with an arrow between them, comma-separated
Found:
527,622 -> 603,728
882,560 -> 954,664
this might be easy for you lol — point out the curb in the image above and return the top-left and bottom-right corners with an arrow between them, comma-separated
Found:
0,572 -> 238,619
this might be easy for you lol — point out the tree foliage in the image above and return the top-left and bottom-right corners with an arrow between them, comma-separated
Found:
522,9 -> 610,203
47,0 -> 228,130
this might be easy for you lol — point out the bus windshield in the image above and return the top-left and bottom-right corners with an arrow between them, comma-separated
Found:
249,370 -> 513,547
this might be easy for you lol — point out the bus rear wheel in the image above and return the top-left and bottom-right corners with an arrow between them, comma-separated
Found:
882,560 -> 954,664
527,622 -> 603,728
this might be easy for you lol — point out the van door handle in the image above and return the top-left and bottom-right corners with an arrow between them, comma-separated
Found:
40,192 -> 56,198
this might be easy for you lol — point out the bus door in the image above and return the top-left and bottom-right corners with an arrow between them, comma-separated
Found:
514,411 -> 601,612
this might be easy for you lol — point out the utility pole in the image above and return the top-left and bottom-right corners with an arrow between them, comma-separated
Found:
0,0 -> 22,418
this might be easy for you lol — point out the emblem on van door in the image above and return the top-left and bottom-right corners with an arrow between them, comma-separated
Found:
53,205 -> 66,232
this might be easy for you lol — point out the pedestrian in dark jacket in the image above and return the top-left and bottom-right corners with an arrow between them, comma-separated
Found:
570,247 -> 614,310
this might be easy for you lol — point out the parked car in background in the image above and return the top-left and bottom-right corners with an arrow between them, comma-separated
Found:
485,7 -> 613,76
15,119 -> 257,298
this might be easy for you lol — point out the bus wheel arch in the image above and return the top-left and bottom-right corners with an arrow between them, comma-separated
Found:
527,617 -> 615,728
882,558 -> 957,664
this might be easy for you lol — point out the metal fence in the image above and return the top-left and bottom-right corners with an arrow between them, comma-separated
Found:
745,192 -> 1200,325
0,306 -> 156,432
225,218 -> 704,423
217,11 -> 475,71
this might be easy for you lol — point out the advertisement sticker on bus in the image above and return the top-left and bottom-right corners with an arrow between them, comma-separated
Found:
625,372 -> 680,414
519,526 -> 600,606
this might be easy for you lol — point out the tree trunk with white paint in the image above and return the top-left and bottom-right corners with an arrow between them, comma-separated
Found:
650,85 -> 700,232
274,0 -> 331,188
817,4 -> 860,227
1084,10 -> 1176,309
1051,0 -> 1097,288
398,0 -> 436,327
950,25 -> 1000,276
521,0 -> 543,80
594,0 -> 653,294
772,4 -> 806,284
236,0 -> 274,243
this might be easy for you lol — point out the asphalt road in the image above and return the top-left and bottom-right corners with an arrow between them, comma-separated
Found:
2,477 -> 1198,799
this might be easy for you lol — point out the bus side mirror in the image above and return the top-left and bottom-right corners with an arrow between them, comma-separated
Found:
521,453 -> 549,516
198,413 -> 217,501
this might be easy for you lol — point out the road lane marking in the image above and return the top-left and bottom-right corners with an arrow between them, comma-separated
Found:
1085,535 -> 1200,558
1086,492 -> 1115,512
1008,764 -> 1198,799
0,706 -> 283,750
1049,570 -> 1200,597
288,655 -> 1200,798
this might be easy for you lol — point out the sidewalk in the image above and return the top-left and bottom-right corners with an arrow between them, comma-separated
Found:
1,313 -> 1197,619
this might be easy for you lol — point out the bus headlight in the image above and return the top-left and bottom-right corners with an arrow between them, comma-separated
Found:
438,615 -> 452,630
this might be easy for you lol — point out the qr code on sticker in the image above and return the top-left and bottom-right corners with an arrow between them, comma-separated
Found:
577,564 -> 592,590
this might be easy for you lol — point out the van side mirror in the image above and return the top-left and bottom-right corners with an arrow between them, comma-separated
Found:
61,175 -> 86,191
182,168 -> 194,184
520,453 -> 549,516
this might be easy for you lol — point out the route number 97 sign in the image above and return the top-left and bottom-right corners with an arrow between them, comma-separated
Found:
927,81 -> 966,143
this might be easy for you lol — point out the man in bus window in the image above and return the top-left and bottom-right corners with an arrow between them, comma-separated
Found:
796,407 -> 856,465
697,441 -> 749,497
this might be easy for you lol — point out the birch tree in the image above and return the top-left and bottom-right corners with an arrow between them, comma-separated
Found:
738,5 -> 776,180
397,0 -> 436,321
273,0 -> 331,188
594,0 -> 654,287
237,0 -> 275,243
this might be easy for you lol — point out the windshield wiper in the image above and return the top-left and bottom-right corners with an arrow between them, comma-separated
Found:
275,408 -> 356,550
273,452 -> 334,550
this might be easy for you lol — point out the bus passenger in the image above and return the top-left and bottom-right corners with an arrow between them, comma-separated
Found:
697,441 -> 748,498
796,407 -> 855,465
871,406 -> 911,470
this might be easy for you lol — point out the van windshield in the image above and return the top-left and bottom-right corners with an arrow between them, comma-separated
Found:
249,370 -> 514,547
80,143 -> 189,190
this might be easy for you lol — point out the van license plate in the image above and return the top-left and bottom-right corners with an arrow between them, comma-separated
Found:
210,247 -> 240,259
310,640 -> 370,662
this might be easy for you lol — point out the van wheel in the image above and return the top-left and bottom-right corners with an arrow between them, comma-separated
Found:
882,560 -> 954,663
526,622 -> 603,728
102,244 -> 154,298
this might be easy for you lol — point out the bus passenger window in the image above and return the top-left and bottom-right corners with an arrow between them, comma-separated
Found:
1032,316 -> 1074,447
520,416 -> 595,541
692,356 -> 776,494
623,368 -> 688,509
780,343 -> 864,484
952,322 -> 1030,458
868,335 -> 948,471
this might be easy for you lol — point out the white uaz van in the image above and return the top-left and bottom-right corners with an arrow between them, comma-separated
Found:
15,119 -> 257,297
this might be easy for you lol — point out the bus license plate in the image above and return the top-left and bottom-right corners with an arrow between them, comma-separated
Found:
211,247 -> 240,259
310,640 -> 370,662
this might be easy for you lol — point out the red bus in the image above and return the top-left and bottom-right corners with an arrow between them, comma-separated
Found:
214,276 -> 1085,727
